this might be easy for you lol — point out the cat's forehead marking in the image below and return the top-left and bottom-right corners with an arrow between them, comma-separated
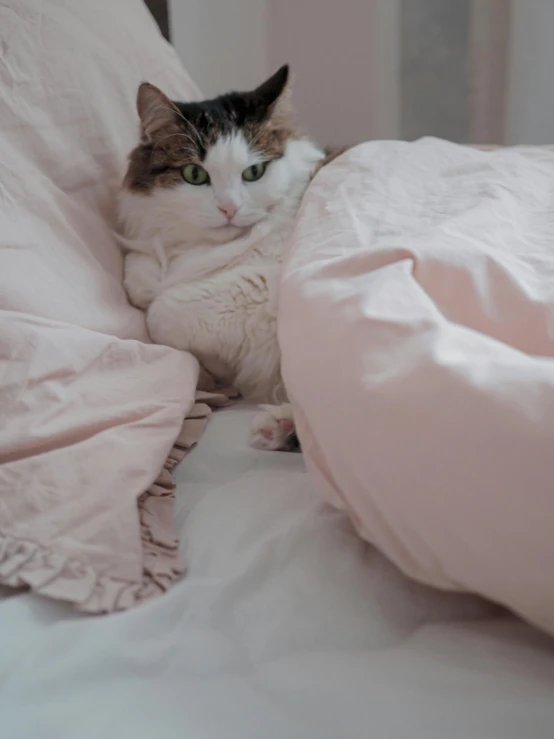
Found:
175,97 -> 293,162
205,132 -> 256,172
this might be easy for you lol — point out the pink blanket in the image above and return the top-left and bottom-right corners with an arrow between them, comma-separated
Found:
0,0 -> 208,611
280,139 -> 554,636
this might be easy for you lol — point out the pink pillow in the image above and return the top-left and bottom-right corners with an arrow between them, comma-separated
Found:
280,139 -> 554,636
0,0 -> 199,336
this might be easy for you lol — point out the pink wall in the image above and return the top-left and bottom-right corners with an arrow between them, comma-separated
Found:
267,0 -> 399,146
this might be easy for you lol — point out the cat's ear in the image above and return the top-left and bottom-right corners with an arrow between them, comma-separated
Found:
251,65 -> 292,121
136,82 -> 180,142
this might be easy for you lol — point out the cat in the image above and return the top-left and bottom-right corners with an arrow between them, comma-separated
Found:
120,65 -> 342,451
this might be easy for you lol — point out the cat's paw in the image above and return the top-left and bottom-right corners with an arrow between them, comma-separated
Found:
249,404 -> 299,452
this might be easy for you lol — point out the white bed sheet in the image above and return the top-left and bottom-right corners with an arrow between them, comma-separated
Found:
1,404 -> 554,738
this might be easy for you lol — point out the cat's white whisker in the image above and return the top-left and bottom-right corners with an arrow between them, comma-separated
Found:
184,118 -> 205,149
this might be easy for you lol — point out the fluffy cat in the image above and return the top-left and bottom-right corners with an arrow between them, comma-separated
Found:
120,66 -> 336,450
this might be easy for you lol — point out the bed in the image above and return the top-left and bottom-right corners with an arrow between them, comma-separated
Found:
2,3 -> 554,737
1,403 -> 554,738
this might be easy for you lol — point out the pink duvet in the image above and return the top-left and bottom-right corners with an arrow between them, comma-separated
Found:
0,0 -> 206,611
280,139 -> 554,636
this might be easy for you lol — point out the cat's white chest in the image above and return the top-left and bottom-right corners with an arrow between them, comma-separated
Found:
244,227 -> 292,267
240,203 -> 298,267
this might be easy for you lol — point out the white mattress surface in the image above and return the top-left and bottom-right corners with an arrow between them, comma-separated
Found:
1,404 -> 554,738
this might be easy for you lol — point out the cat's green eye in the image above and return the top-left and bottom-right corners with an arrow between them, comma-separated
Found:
242,162 -> 268,182
181,164 -> 209,185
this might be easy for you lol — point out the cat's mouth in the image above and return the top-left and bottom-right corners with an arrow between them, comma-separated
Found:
212,223 -> 245,238
213,216 -> 263,233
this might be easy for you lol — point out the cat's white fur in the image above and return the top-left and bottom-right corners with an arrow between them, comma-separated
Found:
121,129 -> 324,446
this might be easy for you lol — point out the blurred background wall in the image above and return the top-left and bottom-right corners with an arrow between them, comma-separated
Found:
151,0 -> 554,147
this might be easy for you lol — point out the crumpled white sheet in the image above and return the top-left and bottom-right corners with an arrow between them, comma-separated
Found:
1,405 -> 553,739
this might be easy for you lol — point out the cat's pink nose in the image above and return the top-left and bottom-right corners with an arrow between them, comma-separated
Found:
218,203 -> 238,220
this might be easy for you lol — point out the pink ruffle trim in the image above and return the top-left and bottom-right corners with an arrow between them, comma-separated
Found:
0,390 -> 234,614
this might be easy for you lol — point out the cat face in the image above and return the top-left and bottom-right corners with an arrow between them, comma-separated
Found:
122,66 -> 307,244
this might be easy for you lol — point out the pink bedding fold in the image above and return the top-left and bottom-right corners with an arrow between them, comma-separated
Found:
0,0 -> 207,611
280,138 -> 554,636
